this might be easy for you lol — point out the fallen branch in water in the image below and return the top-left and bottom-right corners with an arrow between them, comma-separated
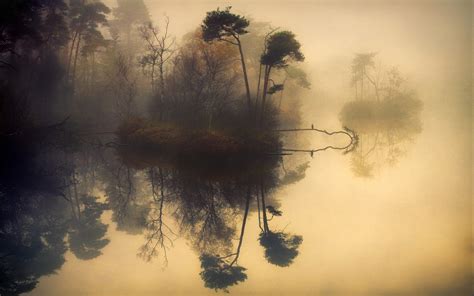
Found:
276,125 -> 359,157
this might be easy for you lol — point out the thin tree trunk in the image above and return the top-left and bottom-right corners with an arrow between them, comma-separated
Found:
230,190 -> 251,266
364,72 -> 380,101
151,61 -> 155,91
237,40 -> 252,113
67,31 -> 78,80
159,56 -> 165,120
67,179 -> 78,221
91,52 -> 95,89
159,58 -> 165,97
260,182 -> 269,233
256,187 -> 263,231
72,169 -> 81,220
361,69 -> 364,100
260,65 -> 271,126
354,81 -> 359,100
72,34 -> 82,92
255,63 -> 263,123
278,78 -> 287,109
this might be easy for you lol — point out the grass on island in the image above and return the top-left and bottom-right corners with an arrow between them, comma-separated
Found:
115,118 -> 282,179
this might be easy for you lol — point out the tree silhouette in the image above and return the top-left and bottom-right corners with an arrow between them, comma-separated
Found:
67,0 -> 110,89
259,31 -> 304,124
201,7 -> 252,113
199,254 -> 247,293
259,231 -> 303,267
0,0 -> 45,57
139,17 -> 176,119
257,183 -> 303,267
0,193 -> 69,296
196,195 -> 250,293
68,195 -> 110,260
278,65 -> 311,108
138,168 -> 176,265
351,52 -> 377,100
111,0 -> 150,54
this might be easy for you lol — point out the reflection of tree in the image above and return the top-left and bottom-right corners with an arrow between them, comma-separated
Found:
68,195 -> 110,260
279,161 -> 310,186
199,254 -> 247,293
118,160 -> 292,292
0,119 -> 76,294
101,162 -> 149,235
138,168 -> 176,264
257,182 -> 303,267
0,196 -> 69,295
98,143 -> 301,292
259,232 -> 303,267
198,190 -> 251,292
169,172 -> 241,256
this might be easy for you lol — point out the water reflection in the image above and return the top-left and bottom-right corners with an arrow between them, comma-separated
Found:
0,195 -> 68,296
115,143 -> 305,291
0,125 -> 313,295
68,195 -> 110,260
340,54 -> 423,177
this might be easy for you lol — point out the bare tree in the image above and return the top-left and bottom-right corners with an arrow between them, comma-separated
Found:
139,16 -> 176,119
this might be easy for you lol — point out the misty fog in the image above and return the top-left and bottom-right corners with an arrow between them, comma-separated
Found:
0,1 -> 471,295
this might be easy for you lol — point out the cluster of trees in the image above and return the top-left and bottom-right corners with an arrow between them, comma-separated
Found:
351,52 -> 406,102
342,53 -> 423,177
200,7 -> 307,129
1,1 -> 311,157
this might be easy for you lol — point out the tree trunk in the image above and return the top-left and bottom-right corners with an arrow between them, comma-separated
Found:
67,31 -> 78,80
255,63 -> 263,123
151,60 -> 155,91
364,72 -> 380,101
260,65 -> 272,126
256,187 -> 263,231
159,56 -> 165,120
237,40 -> 252,114
278,78 -> 287,109
260,183 -> 270,233
230,190 -> 251,266
355,81 -> 358,100
72,169 -> 81,220
72,34 -> 82,92
361,69 -> 364,100
91,52 -> 96,90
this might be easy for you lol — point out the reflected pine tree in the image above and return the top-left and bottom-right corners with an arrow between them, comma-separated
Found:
198,190 -> 251,292
68,195 -> 110,260
199,254 -> 247,293
257,182 -> 303,267
0,195 -> 69,296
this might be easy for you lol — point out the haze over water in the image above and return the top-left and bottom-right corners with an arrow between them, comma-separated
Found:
2,1 -> 471,295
